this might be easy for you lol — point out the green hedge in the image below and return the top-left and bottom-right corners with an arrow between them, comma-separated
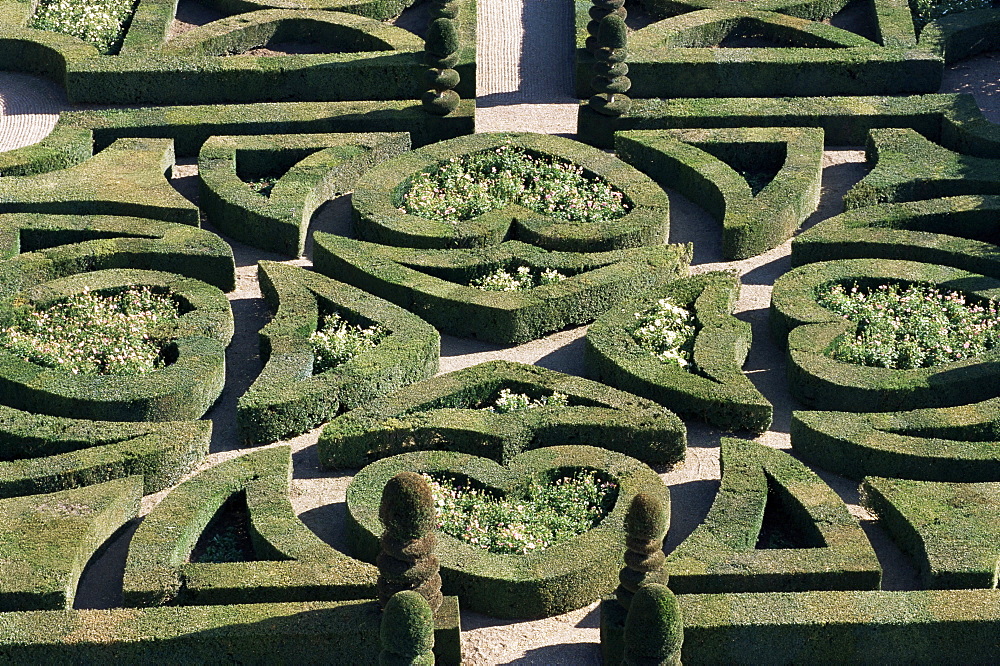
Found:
861,476 -> 1000,589
615,127 -> 823,260
312,235 -> 691,345
0,598 -> 462,664
0,138 -> 198,225
318,359 -> 687,468
0,212 -> 236,293
0,406 -> 209,498
124,446 -> 379,607
0,477 -> 140,611
64,100 -> 475,156
845,128 -> 1000,210
791,400 -> 1000,482
352,132 -> 670,252
586,272 -> 772,433
791,195 -> 1000,281
770,258 -> 1000,411
237,261 -> 439,445
0,32 -> 98,84
346,444 -> 670,618
199,132 -> 409,256
0,122 -> 92,178
918,8 -> 1000,64
0,269 -> 233,421
663,438 -> 880,593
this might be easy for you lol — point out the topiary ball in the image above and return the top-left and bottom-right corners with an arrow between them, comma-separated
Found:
424,67 -> 461,91
421,89 -> 461,116
380,471 -> 437,539
425,18 -> 460,58
623,583 -> 683,665
380,590 -> 435,665
626,492 -> 668,542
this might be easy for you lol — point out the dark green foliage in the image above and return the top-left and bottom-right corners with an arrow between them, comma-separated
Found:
616,493 -> 668,610
589,15 -> 631,116
0,123 -> 92,177
319,360 -> 687,468
918,8 -> 1000,64
422,17 -> 462,115
380,472 -> 437,541
347,445 -> 670,619
380,591 -> 435,666
378,473 -> 443,612
586,272 -> 772,432
586,0 -> 625,52
623,583 -> 683,666
424,18 -> 460,58
422,89 -> 461,115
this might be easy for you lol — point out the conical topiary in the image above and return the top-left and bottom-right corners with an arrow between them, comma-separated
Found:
616,492 -> 668,610
380,590 -> 436,666
622,583 -> 683,665
422,18 -> 461,115
589,14 -> 631,117
586,0 -> 627,52
377,471 -> 443,612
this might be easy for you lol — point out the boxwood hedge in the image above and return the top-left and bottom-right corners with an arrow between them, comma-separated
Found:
918,8 -> 1000,65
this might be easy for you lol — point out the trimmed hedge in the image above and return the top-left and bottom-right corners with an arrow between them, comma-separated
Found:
771,258 -> 1000,412
577,93 -> 1000,156
198,132 -> 409,256
64,100 -> 475,156
918,8 -> 1000,64
124,446 -> 379,607
0,212 -> 236,293
346,444 -> 671,618
791,400 -> 1000,482
615,127 -> 823,260
791,195 -> 1000,281
0,476 -> 141,611
676,589 -> 1000,663
312,235 -> 691,345
861,476 -> 1000,589
0,598 -> 462,664
237,261 -> 439,445
0,268 -> 233,421
352,132 -> 670,252
0,138 -> 198,225
586,271 -> 772,433
845,127 -> 1000,210
318,359 -> 687,468
0,406 -> 210,498
0,122 -> 92,178
663,438 -> 880,593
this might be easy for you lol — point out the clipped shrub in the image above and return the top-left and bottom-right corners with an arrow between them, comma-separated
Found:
622,583 -> 683,666
422,18 -> 461,116
616,493 -> 669,610
588,15 -> 631,117
586,0 -> 626,52
380,590 -> 435,666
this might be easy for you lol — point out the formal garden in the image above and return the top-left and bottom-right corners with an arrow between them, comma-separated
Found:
0,0 -> 995,659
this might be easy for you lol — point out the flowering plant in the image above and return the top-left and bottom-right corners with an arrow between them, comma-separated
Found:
630,297 -> 697,370
310,312 -> 385,374
816,281 -> 1000,370
470,265 -> 566,292
485,388 -> 570,413
31,0 -> 138,54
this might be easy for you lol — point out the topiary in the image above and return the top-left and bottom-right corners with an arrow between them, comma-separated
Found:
586,0 -> 627,52
589,15 -> 631,117
379,590 -> 436,666
377,472 -> 444,612
429,0 -> 461,20
616,492 -> 668,610
622,583 -> 683,665
422,18 -> 461,116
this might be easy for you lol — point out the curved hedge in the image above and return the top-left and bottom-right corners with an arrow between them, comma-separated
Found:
313,235 -> 691,345
237,261 -> 439,445
663,438 -> 881,593
615,127 -> 823,260
346,444 -> 670,619
351,132 -> 670,252
198,132 -> 409,256
318,359 -> 687,468
124,446 -> 378,607
791,401 -> 1000,482
586,271 -> 771,433
918,8 -> 1000,64
0,212 -> 236,293
0,122 -> 92,178
770,258 -> 1000,412
0,269 -> 233,421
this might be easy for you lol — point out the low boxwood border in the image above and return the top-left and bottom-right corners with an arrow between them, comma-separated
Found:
346,444 -> 670,619
318,359 -> 687,468
352,132 -> 670,252
312,235 -> 691,345
770,258 -> 1000,412
918,8 -> 1000,64
198,132 -> 409,256
663,438 -> 880,593
615,127 -> 823,260
0,268 -> 233,422
237,261 -> 439,445
585,271 -> 772,433
0,122 -> 92,177
791,401 -> 1000,482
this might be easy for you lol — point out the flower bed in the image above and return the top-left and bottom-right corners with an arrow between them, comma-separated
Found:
31,0 -> 137,54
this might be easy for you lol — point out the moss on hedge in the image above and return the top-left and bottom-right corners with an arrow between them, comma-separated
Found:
346,444 -> 670,619
319,359 -> 687,468
237,261 -> 439,445
586,271 -> 771,432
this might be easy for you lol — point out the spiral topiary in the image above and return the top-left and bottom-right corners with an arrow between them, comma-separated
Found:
379,590 -> 436,666
377,471 -> 444,612
429,0 -> 461,20
422,18 -> 461,116
622,583 -> 683,665
616,492 -> 668,610
589,14 -> 631,117
586,0 -> 626,52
